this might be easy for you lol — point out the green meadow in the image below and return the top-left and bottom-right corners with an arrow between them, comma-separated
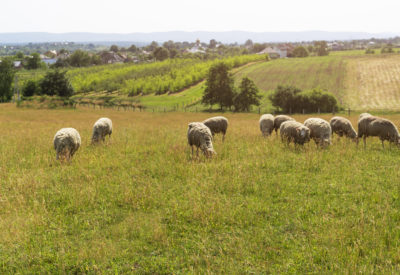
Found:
1,104 -> 400,273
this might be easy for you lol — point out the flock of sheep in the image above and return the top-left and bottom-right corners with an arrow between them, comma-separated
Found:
53,112 -> 400,160
53,117 -> 112,160
188,113 -> 400,157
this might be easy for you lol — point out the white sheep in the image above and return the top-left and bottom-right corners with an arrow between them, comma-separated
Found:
330,116 -> 357,140
259,114 -> 274,137
92,117 -> 112,144
273,115 -> 295,135
187,122 -> 216,157
53,128 -> 81,161
304,118 -> 332,147
280,120 -> 310,145
357,115 -> 400,148
202,116 -> 228,141
359,113 -> 372,120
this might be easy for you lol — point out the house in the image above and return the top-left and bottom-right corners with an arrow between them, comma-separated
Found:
99,51 -> 125,64
184,45 -> 206,54
13,61 -> 23,69
258,47 -> 287,58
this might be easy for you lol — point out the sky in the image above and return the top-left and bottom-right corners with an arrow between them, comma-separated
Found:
1,0 -> 400,33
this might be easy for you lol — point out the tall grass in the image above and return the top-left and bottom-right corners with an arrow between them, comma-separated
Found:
1,104 -> 400,273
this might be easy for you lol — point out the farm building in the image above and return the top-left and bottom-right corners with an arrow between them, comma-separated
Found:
99,51 -> 126,64
258,47 -> 287,58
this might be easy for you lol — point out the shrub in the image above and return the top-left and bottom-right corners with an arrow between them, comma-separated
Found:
22,80 -> 40,97
40,70 -> 74,97
292,46 -> 309,58
365,48 -> 375,54
269,85 -> 338,113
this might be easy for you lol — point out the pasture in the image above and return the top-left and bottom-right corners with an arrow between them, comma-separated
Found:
1,104 -> 400,273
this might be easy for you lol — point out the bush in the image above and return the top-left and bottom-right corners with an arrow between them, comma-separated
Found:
292,46 -> 309,58
40,70 -> 74,97
269,85 -> 338,113
365,48 -> 375,54
22,80 -> 40,97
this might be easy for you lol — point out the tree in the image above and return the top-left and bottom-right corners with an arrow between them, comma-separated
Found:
15,51 -> 24,59
25,53 -> 42,69
292,46 -> 309,57
110,45 -> 119,53
147,41 -> 159,51
22,80 -> 40,97
40,70 -> 74,97
169,48 -> 178,58
233,77 -> 261,111
245,39 -> 253,48
314,41 -> 329,56
128,44 -> 137,52
68,50 -> 91,67
202,62 -> 235,110
0,58 -> 15,102
153,47 -> 169,61
269,85 -> 301,113
209,39 -> 217,49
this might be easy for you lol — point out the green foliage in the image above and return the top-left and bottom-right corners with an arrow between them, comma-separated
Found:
15,51 -> 24,59
25,53 -> 43,70
110,45 -> 119,53
67,55 -> 264,95
0,58 -> 15,102
269,85 -> 338,113
127,44 -> 137,52
40,70 -> 74,97
233,77 -> 261,111
22,79 -> 40,97
153,47 -> 169,61
202,62 -> 235,109
314,41 -> 329,56
365,48 -> 375,54
381,46 -> 394,54
292,46 -> 309,57
68,50 -> 92,67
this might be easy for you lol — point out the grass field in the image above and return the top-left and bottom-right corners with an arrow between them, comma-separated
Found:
1,104 -> 400,273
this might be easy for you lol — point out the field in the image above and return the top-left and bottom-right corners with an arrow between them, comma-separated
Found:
1,104 -> 400,273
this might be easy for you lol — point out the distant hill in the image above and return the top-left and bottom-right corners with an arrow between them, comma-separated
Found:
0,31 -> 399,44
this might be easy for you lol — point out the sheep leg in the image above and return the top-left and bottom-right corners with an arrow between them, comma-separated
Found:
222,134 -> 225,142
381,140 -> 385,149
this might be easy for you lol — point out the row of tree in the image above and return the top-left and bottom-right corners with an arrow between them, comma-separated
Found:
201,62 -> 261,111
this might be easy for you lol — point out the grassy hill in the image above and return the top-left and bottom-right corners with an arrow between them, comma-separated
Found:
2,104 -> 400,273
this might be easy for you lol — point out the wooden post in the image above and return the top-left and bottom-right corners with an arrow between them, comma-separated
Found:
348,108 -> 350,116
289,107 -> 292,115
302,109 -> 305,114
318,107 -> 320,114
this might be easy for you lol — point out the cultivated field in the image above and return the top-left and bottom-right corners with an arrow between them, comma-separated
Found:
345,54 -> 400,110
1,104 -> 400,273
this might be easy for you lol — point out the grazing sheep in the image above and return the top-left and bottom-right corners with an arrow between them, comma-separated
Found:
53,128 -> 81,161
359,113 -> 372,120
280,121 -> 310,145
273,115 -> 295,134
187,122 -> 216,157
357,116 -> 400,148
304,118 -> 332,147
259,114 -> 274,137
202,116 -> 228,141
92,117 -> 112,143
330,116 -> 357,140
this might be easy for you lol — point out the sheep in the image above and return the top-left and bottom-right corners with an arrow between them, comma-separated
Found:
92,117 -> 112,144
330,116 -> 357,140
304,118 -> 332,147
187,122 -> 216,157
53,128 -> 81,161
359,113 -> 372,120
279,120 -> 310,145
259,114 -> 274,137
357,115 -> 400,148
273,115 -> 295,135
202,116 -> 228,141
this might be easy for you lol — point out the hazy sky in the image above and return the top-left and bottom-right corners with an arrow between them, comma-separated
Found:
1,0 -> 400,33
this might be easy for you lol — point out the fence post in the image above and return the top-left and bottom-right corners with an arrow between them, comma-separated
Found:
348,108 -> 350,116
164,107 -> 166,113
302,109 -> 305,114
318,108 -> 320,114
289,107 -> 292,115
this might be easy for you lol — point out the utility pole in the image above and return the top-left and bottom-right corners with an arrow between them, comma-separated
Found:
13,75 -> 20,102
